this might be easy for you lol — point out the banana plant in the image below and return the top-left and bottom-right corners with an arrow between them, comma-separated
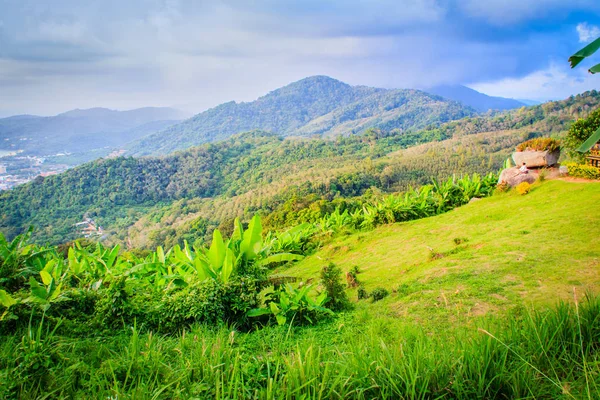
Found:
247,283 -> 332,326
0,289 -> 18,321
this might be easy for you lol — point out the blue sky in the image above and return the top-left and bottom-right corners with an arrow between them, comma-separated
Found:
0,0 -> 599,116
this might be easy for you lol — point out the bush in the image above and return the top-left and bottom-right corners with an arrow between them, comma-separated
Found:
370,287 -> 389,302
159,277 -> 260,331
515,182 -> 531,195
495,181 -> 510,194
565,163 -> 600,180
516,137 -> 560,152
357,286 -> 368,300
320,263 -> 350,311
564,109 -> 600,160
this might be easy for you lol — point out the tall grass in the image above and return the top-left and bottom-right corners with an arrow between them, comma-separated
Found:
2,294 -> 599,399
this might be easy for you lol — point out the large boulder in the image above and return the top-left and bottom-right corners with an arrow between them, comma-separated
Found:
498,167 -> 536,187
512,150 -> 560,168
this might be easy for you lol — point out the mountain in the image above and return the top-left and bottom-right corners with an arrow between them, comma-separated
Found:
426,84 -> 526,112
0,107 -> 189,156
128,76 -> 476,156
2,90 -> 599,245
517,99 -> 542,106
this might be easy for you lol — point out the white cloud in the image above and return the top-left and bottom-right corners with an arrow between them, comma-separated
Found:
577,23 -> 600,43
470,63 -> 597,101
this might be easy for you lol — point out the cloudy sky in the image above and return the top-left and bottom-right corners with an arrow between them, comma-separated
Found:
1,0 -> 599,116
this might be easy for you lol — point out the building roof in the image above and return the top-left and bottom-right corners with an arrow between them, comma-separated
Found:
577,127 -> 600,153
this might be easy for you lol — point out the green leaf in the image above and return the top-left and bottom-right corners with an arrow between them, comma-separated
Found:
222,248 -> 236,284
569,37 -> 600,68
208,229 -> 226,270
241,215 -> 263,260
105,245 -> 120,269
247,308 -> 271,317
156,246 -> 166,264
589,63 -> 600,74
0,290 -> 17,308
29,277 -> 48,301
231,218 -> 244,242
258,253 -> 304,266
40,270 -> 53,286
275,314 -> 287,326
269,301 -> 281,315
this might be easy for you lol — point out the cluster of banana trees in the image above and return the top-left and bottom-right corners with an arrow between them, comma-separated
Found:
0,215 -> 303,321
312,172 -> 497,232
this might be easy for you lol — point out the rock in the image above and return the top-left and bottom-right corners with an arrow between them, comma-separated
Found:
559,165 -> 568,176
498,167 -> 536,187
512,149 -> 560,168
468,197 -> 481,203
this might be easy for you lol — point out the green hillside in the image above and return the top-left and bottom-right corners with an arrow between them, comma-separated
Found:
2,179 -> 599,399
280,180 -> 600,322
128,76 -> 474,156
1,90 -> 599,247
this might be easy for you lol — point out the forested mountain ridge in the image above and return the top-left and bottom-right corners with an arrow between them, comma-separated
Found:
1,90 -> 598,247
128,76 -> 475,156
0,107 -> 188,156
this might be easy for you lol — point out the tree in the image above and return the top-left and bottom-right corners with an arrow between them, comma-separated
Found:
569,37 -> 600,159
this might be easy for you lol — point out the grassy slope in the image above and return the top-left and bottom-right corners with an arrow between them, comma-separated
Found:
280,180 -> 600,324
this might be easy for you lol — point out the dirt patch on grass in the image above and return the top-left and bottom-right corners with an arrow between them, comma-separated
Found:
470,302 -> 495,316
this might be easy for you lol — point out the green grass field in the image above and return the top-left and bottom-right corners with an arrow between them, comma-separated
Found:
3,179 -> 600,398
279,180 -> 600,325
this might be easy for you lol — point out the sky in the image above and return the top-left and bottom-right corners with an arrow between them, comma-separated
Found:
0,0 -> 600,116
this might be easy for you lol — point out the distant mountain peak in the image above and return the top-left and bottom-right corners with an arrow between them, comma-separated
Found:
425,84 -> 525,112
128,76 -> 474,156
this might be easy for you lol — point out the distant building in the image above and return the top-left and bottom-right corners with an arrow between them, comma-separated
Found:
73,218 -> 104,238
40,171 -> 58,177
0,164 -> 6,174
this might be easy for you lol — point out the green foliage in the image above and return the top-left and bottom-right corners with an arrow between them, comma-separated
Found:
564,108 -> 600,160
370,287 -> 389,302
357,286 -> 368,300
320,262 -> 350,311
515,137 -> 560,152
5,90 -> 600,248
569,37 -> 600,73
0,215 -> 309,334
247,283 -> 332,326
3,295 -> 600,398
565,162 -> 600,180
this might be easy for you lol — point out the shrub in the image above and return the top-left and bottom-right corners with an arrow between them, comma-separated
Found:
346,270 -> 359,288
564,108 -> 600,160
247,283 -> 332,326
159,277 -> 260,331
357,286 -> 368,300
370,287 -> 389,302
320,263 -> 350,311
453,237 -> 468,245
495,181 -> 510,194
515,137 -> 560,152
565,163 -> 600,180
515,182 -> 531,195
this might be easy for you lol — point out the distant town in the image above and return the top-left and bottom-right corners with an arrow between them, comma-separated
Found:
0,152 -> 69,190
0,147 -> 127,191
